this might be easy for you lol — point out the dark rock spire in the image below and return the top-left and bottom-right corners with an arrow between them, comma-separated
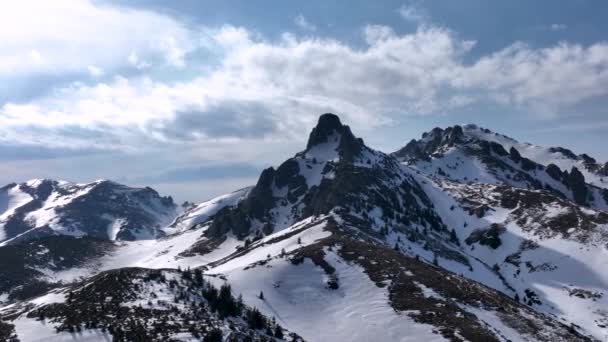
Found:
306,113 -> 363,162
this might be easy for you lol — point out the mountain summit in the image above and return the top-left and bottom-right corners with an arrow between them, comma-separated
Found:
305,113 -> 364,162
306,113 -> 345,149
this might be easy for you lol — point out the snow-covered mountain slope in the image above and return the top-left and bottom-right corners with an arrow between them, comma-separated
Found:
93,114 -> 595,341
0,215 -> 592,342
166,187 -> 251,234
0,267 -> 302,342
411,175 -> 608,340
393,125 -> 608,210
0,179 -> 177,245
389,125 -> 608,339
1,114 -> 607,341
0,187 -> 253,305
461,124 -> 608,189
201,216 -> 592,342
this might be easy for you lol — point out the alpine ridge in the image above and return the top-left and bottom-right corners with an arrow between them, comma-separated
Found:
0,114 -> 607,342
393,124 -> 608,209
0,179 -> 177,245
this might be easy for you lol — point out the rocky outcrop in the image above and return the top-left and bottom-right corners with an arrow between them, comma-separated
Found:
393,125 -> 465,161
465,223 -> 506,249
393,139 -> 428,161
546,163 -> 563,181
306,113 -> 364,162
548,147 -> 579,160
565,167 -> 589,205
207,167 -> 278,238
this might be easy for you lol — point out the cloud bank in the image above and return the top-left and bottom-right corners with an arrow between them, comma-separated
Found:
1,0 -> 607,156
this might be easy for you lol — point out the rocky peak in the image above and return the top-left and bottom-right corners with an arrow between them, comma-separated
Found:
446,125 -> 464,140
393,139 -> 427,161
580,153 -> 596,165
393,125 -> 467,161
305,113 -> 364,162
421,125 -> 464,144
207,113 -> 446,241
306,113 -> 343,149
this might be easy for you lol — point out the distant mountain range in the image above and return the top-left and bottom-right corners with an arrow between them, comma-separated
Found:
1,113 -> 607,341
0,179 -> 176,244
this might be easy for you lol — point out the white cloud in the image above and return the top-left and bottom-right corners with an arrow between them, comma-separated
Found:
1,1 -> 608,156
28,49 -> 44,63
0,0 -> 195,79
87,65 -> 104,77
294,14 -> 316,31
453,42 -> 608,115
398,4 -> 428,24
550,24 -> 567,31
0,25 -> 459,152
364,25 -> 397,45
128,51 -> 151,70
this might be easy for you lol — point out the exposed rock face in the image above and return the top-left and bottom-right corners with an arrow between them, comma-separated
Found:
306,113 -> 344,149
580,153 -> 597,165
489,141 -> 509,156
465,223 -> 506,249
207,167 -> 279,238
566,167 -> 589,205
306,113 -> 364,162
544,165 -> 588,197
549,147 -> 579,160
601,162 -> 608,176
547,148 -> 608,178
393,125 -> 464,161
393,139 -> 428,161
546,163 -> 563,181
505,146 -> 538,171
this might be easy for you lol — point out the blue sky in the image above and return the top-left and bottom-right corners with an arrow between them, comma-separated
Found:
1,0 -> 607,202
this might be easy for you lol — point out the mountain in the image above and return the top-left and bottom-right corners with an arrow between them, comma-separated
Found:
452,124 -> 608,188
393,124 -> 608,210
1,114 -> 607,341
205,113 -> 446,243
392,124 -> 608,339
0,179 -> 177,245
